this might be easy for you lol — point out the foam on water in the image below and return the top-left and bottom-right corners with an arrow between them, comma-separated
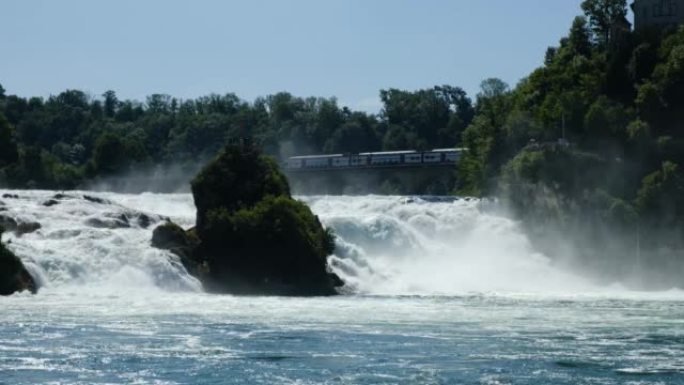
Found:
0,190 -> 200,293
305,195 -> 599,295
0,190 -> 681,297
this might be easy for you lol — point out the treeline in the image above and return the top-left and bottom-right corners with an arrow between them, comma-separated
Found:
0,82 -> 473,189
456,0 -> 684,286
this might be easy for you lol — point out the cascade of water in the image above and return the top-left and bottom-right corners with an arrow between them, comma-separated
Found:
0,190 -> 201,293
304,195 -> 596,295
1,190 -> 596,296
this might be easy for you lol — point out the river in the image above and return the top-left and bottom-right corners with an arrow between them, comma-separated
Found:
1,190 -> 682,384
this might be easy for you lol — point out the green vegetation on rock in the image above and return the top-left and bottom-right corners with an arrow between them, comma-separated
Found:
191,144 -> 290,233
192,144 -> 341,295
151,144 -> 342,296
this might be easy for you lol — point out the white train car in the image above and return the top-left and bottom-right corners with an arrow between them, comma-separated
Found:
404,152 -> 422,163
286,157 -> 304,169
362,151 -> 415,166
285,148 -> 464,170
430,148 -> 464,163
287,154 -> 344,169
423,152 -> 442,163
331,156 -> 350,167
350,154 -> 369,167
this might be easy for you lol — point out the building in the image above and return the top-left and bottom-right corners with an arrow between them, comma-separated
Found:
632,0 -> 684,30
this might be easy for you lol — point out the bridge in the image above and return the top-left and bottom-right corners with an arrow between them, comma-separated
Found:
283,149 -> 462,195
82,149 -> 463,195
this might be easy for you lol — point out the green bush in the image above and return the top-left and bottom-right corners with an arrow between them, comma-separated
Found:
192,144 -> 290,234
190,144 -> 341,296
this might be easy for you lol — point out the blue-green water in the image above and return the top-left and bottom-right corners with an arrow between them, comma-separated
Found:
2,292 -> 684,384
1,190 -> 683,384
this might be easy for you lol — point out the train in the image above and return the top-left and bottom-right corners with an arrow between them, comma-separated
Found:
285,148 -> 463,170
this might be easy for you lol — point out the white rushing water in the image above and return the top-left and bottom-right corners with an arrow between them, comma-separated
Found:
0,190 -> 200,295
307,195 -> 600,296
0,189 -> 673,297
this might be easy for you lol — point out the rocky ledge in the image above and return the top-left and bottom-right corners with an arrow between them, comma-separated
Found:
152,144 -> 343,296
0,227 -> 37,295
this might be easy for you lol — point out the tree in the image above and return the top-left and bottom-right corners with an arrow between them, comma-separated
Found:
581,0 -> 629,46
456,116 -> 492,195
102,90 -> 118,118
324,120 -> 379,153
146,94 -> 172,114
478,78 -> 509,100
569,16 -> 592,56
503,110 -> 544,150
92,132 -> 129,174
636,161 -> 684,229
436,85 -> 475,125
379,86 -> 472,149
0,114 -> 19,167
455,79 -> 513,195
115,100 -> 144,122
382,124 -> 423,150
267,92 -> 300,123
545,47 -> 558,65
583,96 -> 631,141
54,89 -> 89,109
3,95 -> 28,125
629,43 -> 658,83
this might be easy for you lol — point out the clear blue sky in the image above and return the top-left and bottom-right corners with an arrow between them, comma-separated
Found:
1,0 -> 613,112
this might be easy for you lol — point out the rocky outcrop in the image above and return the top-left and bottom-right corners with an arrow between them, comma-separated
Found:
152,221 -> 193,250
0,214 -> 41,236
136,213 -> 154,229
190,144 -> 342,296
0,214 -> 17,232
42,199 -> 60,207
52,193 -> 75,200
83,195 -> 109,205
86,211 -> 159,230
16,221 -> 41,235
86,214 -> 131,229
0,227 -> 37,295
151,222 -> 206,279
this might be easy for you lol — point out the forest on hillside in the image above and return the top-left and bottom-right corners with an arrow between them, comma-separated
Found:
457,0 -> 684,284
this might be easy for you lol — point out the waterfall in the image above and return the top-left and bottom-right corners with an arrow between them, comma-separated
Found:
1,190 -> 595,296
